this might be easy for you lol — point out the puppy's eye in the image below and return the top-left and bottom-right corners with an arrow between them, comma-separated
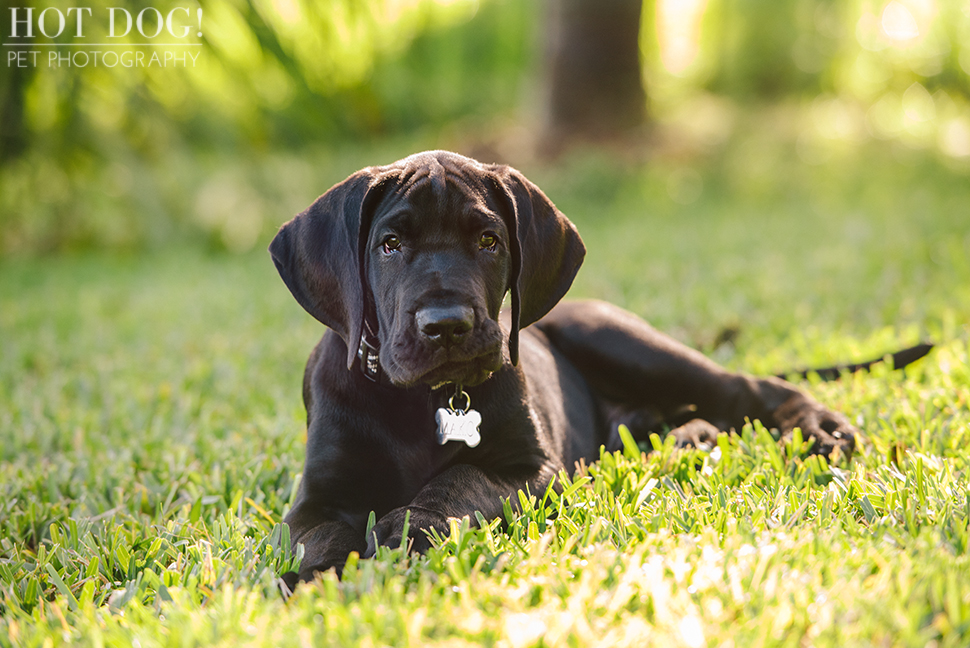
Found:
383,235 -> 402,253
479,232 -> 498,251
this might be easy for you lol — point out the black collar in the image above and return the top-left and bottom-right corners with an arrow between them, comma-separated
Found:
356,334 -> 381,382
356,317 -> 388,383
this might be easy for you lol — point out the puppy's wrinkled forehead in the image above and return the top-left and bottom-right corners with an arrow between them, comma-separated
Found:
379,154 -> 493,224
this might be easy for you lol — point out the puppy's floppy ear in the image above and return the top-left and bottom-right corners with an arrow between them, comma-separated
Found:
488,165 -> 586,365
269,169 -> 391,370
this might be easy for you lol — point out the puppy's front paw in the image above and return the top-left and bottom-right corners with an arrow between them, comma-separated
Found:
364,506 -> 444,558
669,418 -> 721,450
775,395 -> 857,459
279,571 -> 299,599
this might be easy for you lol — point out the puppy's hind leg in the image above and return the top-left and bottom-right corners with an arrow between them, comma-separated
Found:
537,300 -> 857,458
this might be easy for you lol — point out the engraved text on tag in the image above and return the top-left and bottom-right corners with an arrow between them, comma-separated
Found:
435,407 -> 482,447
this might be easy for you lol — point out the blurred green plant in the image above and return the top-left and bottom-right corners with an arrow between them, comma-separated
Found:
0,0 -> 535,254
1,0 -> 969,256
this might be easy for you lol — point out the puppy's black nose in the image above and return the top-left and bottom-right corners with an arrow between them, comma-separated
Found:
416,306 -> 474,347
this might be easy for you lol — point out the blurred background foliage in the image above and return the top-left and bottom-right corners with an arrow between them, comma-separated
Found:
0,0 -> 968,256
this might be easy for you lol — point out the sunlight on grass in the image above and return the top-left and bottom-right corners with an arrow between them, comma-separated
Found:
3,0 -> 969,639
2,146 -> 969,645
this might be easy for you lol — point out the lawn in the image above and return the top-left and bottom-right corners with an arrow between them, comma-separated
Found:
2,139 -> 970,647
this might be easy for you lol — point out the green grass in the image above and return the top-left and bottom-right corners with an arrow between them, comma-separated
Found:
2,141 -> 970,646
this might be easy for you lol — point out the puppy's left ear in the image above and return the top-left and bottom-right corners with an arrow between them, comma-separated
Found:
488,165 -> 586,365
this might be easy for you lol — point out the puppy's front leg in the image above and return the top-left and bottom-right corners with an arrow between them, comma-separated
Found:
364,463 -> 552,556
284,504 -> 368,583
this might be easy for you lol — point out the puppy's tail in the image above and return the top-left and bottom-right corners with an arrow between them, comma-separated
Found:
778,342 -> 934,381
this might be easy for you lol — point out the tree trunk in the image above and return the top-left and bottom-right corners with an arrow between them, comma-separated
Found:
0,53 -> 33,163
540,0 -> 646,155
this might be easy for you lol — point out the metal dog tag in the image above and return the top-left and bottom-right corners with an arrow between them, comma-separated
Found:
435,408 -> 482,447
435,387 -> 481,447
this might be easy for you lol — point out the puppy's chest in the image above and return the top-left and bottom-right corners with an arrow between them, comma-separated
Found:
364,401 -> 462,481
368,403 -> 494,500
394,441 -> 458,491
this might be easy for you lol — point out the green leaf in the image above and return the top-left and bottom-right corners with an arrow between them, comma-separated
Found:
45,564 -> 79,612
618,424 -> 641,460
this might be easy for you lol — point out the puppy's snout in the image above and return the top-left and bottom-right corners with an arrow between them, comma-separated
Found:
416,305 -> 474,347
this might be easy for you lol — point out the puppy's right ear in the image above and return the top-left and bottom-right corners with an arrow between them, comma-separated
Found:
269,170 -> 389,370
487,165 -> 586,366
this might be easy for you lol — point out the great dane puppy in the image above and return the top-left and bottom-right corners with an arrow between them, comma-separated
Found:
270,150 -> 857,585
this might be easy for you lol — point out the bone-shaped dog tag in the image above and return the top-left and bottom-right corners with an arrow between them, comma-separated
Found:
435,407 -> 482,447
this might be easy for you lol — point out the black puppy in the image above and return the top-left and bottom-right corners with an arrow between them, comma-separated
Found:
270,150 -> 858,584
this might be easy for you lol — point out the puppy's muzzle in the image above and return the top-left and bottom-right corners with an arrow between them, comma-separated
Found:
415,305 -> 474,348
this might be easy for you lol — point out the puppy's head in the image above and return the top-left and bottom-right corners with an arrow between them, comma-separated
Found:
269,150 -> 585,387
